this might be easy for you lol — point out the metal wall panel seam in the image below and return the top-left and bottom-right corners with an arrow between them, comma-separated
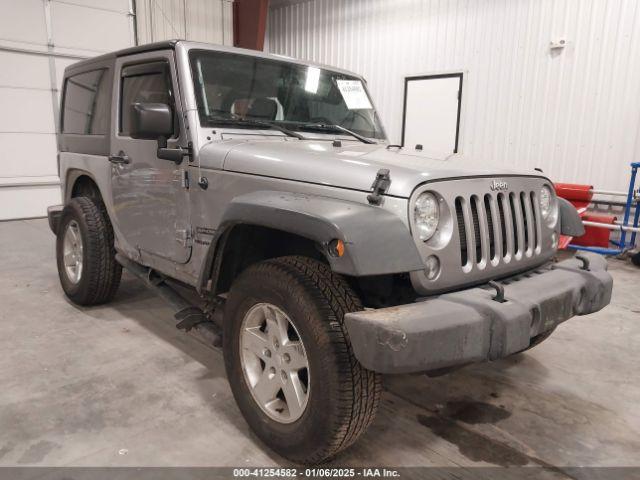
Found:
43,0 -> 60,176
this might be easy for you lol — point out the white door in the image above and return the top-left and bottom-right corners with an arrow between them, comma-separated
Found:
402,73 -> 463,156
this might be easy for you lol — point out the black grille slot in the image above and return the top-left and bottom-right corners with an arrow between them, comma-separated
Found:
484,194 -> 496,260
520,192 -> 529,251
470,196 -> 482,264
530,191 -> 539,249
497,193 -> 508,258
455,197 -> 467,266
509,192 -> 519,254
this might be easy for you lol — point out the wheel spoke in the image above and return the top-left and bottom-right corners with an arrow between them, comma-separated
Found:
252,368 -> 280,405
68,226 -> 79,245
242,327 -> 269,359
64,252 -> 76,266
264,306 -> 290,345
282,342 -> 308,371
282,373 -> 307,420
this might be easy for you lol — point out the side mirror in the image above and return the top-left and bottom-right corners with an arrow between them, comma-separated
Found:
129,102 -> 173,140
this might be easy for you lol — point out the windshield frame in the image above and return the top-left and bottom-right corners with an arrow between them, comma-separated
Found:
187,48 -> 387,142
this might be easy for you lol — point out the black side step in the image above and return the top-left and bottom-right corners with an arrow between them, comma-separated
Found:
116,254 -> 222,347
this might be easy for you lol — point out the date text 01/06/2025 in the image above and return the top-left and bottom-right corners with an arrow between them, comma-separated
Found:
232,468 -> 401,478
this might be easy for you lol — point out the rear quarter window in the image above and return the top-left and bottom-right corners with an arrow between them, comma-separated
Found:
62,69 -> 110,135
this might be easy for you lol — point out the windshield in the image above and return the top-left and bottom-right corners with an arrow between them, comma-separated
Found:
189,50 -> 386,140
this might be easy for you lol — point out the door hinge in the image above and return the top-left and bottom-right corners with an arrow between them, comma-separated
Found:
181,169 -> 189,189
176,227 -> 193,247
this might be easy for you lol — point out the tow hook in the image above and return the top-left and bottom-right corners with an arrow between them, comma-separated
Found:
575,254 -> 591,271
488,281 -> 507,303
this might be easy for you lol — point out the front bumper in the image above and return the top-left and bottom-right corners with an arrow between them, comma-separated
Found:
344,253 -> 613,374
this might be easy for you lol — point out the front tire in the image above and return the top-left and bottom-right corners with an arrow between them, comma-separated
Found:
223,256 -> 381,464
56,196 -> 122,306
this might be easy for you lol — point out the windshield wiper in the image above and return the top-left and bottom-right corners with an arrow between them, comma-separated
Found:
207,117 -> 305,140
299,123 -> 377,144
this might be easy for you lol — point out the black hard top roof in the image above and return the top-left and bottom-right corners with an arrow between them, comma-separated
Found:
63,39 -> 364,80
113,39 -> 179,58
65,40 -> 179,75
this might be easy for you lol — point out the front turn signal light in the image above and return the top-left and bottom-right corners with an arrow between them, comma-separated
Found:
328,239 -> 345,257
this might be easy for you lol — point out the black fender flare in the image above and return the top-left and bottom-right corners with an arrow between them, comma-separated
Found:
64,169 -> 102,203
558,197 -> 586,237
197,191 -> 425,293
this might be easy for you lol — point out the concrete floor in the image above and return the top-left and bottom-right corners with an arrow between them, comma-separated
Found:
1,218 -> 639,471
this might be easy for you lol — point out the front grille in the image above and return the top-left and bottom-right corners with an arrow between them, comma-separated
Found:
454,190 -> 541,270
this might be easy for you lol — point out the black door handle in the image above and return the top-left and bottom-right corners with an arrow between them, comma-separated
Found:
109,151 -> 130,164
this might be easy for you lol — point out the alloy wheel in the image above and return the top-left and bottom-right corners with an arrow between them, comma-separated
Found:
62,220 -> 83,284
239,303 -> 310,423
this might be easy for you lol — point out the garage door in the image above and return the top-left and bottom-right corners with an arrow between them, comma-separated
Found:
0,0 -> 134,220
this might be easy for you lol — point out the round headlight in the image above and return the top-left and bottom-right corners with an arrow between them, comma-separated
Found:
414,192 -> 440,241
539,185 -> 558,224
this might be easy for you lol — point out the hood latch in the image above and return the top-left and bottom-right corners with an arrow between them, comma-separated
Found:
367,169 -> 391,206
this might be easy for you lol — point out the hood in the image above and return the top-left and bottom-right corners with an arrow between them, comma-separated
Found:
199,137 -> 543,198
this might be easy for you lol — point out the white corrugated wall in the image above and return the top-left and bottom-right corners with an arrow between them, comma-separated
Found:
136,0 -> 233,45
266,0 -> 640,192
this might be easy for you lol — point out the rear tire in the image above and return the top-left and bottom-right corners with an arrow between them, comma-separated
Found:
56,196 -> 122,306
223,256 -> 381,464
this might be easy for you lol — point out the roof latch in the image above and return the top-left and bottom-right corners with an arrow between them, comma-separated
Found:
367,168 -> 391,206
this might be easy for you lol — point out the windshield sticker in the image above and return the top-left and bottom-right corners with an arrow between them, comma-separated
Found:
336,80 -> 373,110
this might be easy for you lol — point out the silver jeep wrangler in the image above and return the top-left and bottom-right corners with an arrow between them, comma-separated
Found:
48,40 -> 613,464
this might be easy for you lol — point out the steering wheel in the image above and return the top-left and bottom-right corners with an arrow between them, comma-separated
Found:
341,110 -> 376,131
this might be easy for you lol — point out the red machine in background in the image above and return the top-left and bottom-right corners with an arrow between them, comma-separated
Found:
554,162 -> 639,266
554,183 -> 617,249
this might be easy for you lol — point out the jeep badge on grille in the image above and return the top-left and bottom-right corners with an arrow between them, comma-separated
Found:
490,180 -> 509,191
